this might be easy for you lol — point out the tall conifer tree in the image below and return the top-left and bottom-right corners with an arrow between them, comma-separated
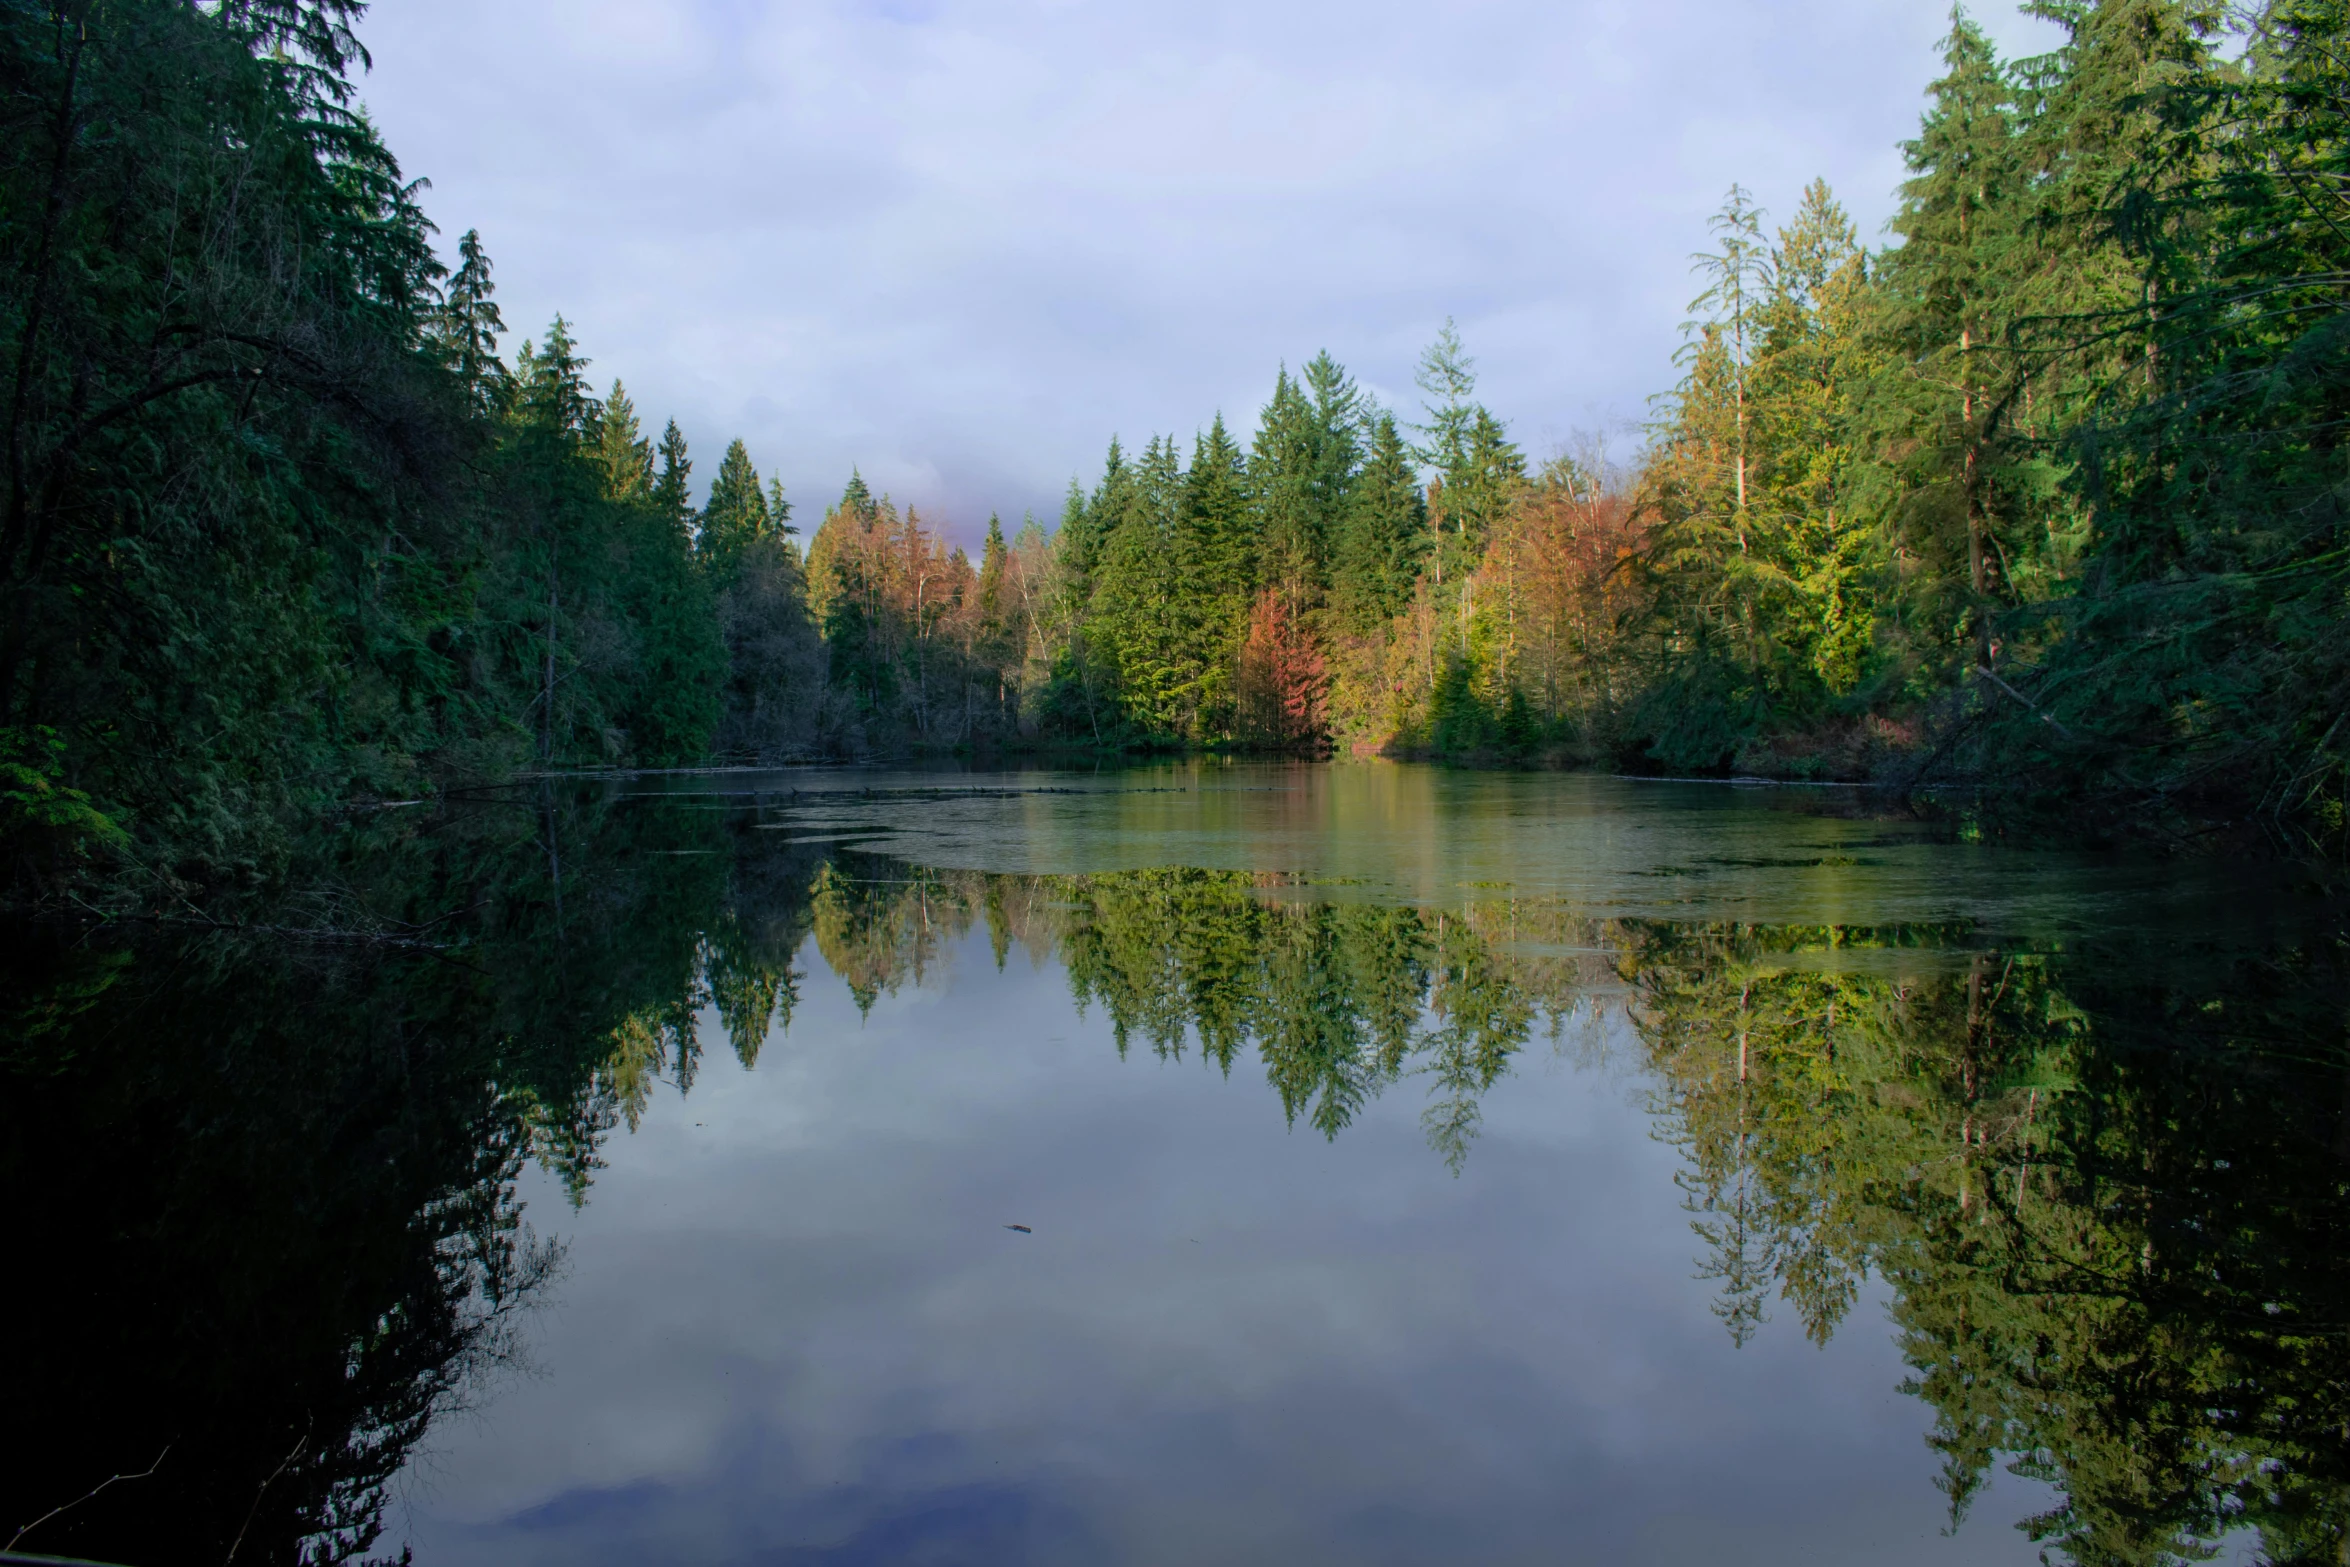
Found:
698,439 -> 770,586
594,381 -> 653,503
436,228 -> 507,414
1873,8 -> 2032,669
977,513 -> 1010,657
1753,180 -> 1878,696
1251,370 -> 1328,597
1686,186 -> 1773,522
1412,322 -> 1523,581
653,421 -> 694,537
517,316 -> 596,440
1185,414 -> 1254,606
1333,411 -> 1431,633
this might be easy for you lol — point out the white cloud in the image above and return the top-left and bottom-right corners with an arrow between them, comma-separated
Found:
356,0 -> 2066,542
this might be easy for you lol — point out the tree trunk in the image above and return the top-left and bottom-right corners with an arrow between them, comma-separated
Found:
1962,325 -> 1990,669
542,537 -> 560,762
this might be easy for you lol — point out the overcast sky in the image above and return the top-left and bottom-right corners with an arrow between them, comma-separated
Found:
354,0 -> 2064,545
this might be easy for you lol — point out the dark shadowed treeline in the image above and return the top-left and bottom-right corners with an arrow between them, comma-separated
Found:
0,0 -> 733,896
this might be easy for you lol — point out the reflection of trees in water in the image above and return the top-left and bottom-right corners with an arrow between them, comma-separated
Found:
573,853 -> 2350,1567
1623,922 -> 2350,1567
15,791 -> 2348,1567
0,789 -> 765,1563
709,856 -> 1605,1168
1,924 -> 560,1566
0,804 -> 1614,1564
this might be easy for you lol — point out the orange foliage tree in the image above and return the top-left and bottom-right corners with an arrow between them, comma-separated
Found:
1477,477 -> 1649,730
805,485 -> 1028,747
1236,588 -> 1328,748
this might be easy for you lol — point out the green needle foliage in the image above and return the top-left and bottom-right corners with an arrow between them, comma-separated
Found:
8,0 -> 2349,901
0,0 -> 722,893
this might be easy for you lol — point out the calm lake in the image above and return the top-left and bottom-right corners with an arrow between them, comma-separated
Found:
7,763 -> 2345,1566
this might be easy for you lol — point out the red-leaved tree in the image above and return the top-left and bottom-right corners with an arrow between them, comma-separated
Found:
1236,588 -> 1327,748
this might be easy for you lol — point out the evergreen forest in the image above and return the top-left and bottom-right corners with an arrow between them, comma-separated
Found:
7,0 -> 2350,897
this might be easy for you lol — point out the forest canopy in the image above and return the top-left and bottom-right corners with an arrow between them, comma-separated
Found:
3,0 -> 2346,896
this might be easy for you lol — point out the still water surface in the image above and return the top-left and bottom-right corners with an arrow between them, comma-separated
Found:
6,763 -> 2343,1565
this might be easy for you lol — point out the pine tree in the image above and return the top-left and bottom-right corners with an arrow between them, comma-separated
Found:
837,468 -> 879,525
1062,438 -> 1134,613
1181,415 -> 1255,730
697,439 -> 770,586
1851,7 -> 2077,681
1414,319 -> 1478,499
1686,185 -> 1773,524
1250,370 -> 1328,597
1184,414 -> 1254,605
1090,436 -> 1200,736
2009,0 -> 2222,480
1638,188 -> 1796,767
652,420 -> 694,538
1907,10 -> 2021,663
1302,348 -> 1366,534
1332,410 -> 1429,633
1412,321 -> 1523,581
713,505 -> 820,766
1958,0 -> 2343,822
977,513 -> 1010,660
517,315 -> 596,440
594,381 -> 653,503
1751,179 -> 1879,696
436,228 -> 507,413
501,319 -> 604,763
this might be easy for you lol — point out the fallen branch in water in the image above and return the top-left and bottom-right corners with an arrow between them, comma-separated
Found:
1968,665 -> 2076,741
7,1444 -> 170,1553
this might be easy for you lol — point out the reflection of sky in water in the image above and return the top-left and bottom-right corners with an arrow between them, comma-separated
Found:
395,908 -> 2058,1566
629,762 -> 2291,946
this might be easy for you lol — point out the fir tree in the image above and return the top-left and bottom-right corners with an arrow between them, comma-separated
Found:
1872,8 -> 2034,671
977,514 -> 1010,658
1251,369 -> 1329,597
1060,439 -> 1133,612
1184,414 -> 1254,605
1332,410 -> 1430,634
436,228 -> 507,414
1302,348 -> 1366,529
594,381 -> 653,503
837,468 -> 879,525
1090,435 -> 1201,737
653,420 -> 695,537
1182,415 -> 1255,728
517,315 -> 596,441
1685,185 -> 1773,522
1753,180 -> 1879,696
1414,319 -> 1478,491
1413,321 -> 1522,580
1638,186 -> 1804,766
697,439 -> 770,586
